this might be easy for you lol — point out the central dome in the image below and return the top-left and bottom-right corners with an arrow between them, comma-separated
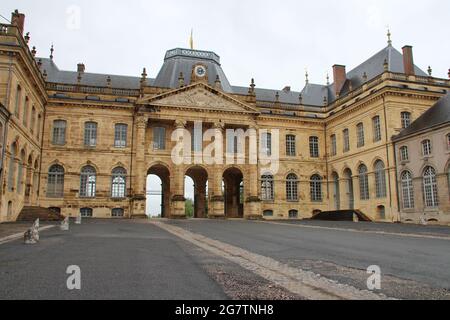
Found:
153,48 -> 232,92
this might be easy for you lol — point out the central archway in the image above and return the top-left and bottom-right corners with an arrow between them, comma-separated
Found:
185,166 -> 209,218
147,164 -> 171,218
223,167 -> 244,218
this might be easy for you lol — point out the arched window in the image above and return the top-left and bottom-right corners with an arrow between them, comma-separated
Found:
289,210 -> 298,219
401,112 -> 411,129
286,135 -> 296,156
423,166 -> 438,208
47,165 -> 65,198
80,166 -> 96,198
400,146 -> 409,162
261,174 -> 274,201
309,136 -> 319,158
343,129 -> 350,152
7,143 -> 16,191
52,120 -> 67,145
401,171 -> 414,209
111,167 -> 127,198
357,123 -> 365,148
359,164 -> 370,200
310,174 -> 322,202
17,150 -> 25,194
422,139 -> 432,156
373,116 -> 382,142
286,173 -> 299,201
14,85 -> 22,117
114,124 -> 128,148
80,208 -> 93,218
374,160 -> 387,198
84,122 -> 98,147
112,208 -> 124,217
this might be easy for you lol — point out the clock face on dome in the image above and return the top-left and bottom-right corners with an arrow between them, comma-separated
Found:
194,65 -> 206,77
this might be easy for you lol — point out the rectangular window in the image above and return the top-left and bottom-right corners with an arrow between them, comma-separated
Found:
357,123 -> 365,148
343,129 -> 350,152
114,124 -> 128,148
309,136 -> 319,158
286,135 -> 296,156
153,127 -> 166,150
52,120 -> 67,145
23,97 -> 29,127
400,146 -> 409,162
14,86 -> 21,117
401,112 -> 411,129
330,135 -> 337,156
261,132 -> 272,156
373,116 -> 382,142
84,122 -> 98,147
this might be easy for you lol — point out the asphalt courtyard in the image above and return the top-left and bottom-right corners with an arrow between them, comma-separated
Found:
0,218 -> 449,300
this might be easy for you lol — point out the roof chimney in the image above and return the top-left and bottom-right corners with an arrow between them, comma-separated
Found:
402,46 -> 415,76
77,63 -> 85,73
332,64 -> 347,96
11,10 -> 25,35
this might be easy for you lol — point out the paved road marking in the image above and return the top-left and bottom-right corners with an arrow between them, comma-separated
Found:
258,221 -> 450,241
151,220 -> 393,300
0,226 -> 55,245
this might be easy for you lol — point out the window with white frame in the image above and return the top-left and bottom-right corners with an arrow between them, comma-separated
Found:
112,208 -> 124,217
261,175 -> 274,201
84,122 -> 98,147
343,129 -> 350,152
310,174 -> 322,202
286,135 -> 296,156
289,210 -> 298,219
400,146 -> 409,162
153,127 -> 166,150
80,208 -> 93,218
422,139 -> 432,156
401,171 -> 414,209
80,166 -> 96,198
114,124 -> 128,148
47,165 -> 65,198
401,112 -> 412,129
52,120 -> 67,145
330,134 -> 337,156
286,173 -> 299,201
111,167 -> 127,198
423,166 -> 439,208
373,116 -> 382,142
357,123 -> 365,148
374,160 -> 387,198
261,132 -> 272,156
358,164 -> 370,200
309,136 -> 319,158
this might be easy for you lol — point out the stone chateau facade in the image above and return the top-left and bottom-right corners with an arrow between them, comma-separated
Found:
1,10 -> 449,224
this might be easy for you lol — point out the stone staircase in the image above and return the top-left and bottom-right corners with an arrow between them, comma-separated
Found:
311,210 -> 372,222
17,206 -> 65,222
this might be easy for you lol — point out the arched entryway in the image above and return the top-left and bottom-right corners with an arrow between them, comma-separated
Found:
185,166 -> 208,218
223,167 -> 244,218
146,164 -> 171,218
343,168 -> 354,210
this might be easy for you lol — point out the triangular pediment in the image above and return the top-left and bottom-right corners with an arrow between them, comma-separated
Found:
138,83 -> 259,114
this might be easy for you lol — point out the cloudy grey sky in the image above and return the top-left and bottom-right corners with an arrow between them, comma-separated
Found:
2,0 -> 449,90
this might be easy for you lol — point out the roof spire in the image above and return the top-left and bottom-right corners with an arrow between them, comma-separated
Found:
189,29 -> 194,50
50,43 -> 54,60
427,66 -> 432,76
387,27 -> 392,46
326,73 -> 330,85
305,69 -> 309,85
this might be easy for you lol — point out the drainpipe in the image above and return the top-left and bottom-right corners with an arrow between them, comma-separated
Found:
382,95 -> 396,222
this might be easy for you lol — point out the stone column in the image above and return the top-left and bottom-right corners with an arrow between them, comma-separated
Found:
245,163 -> 261,219
209,122 -> 225,218
131,115 -> 148,218
170,120 -> 187,218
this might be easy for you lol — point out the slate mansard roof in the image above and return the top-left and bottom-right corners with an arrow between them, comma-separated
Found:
394,94 -> 450,140
37,44 -> 427,107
